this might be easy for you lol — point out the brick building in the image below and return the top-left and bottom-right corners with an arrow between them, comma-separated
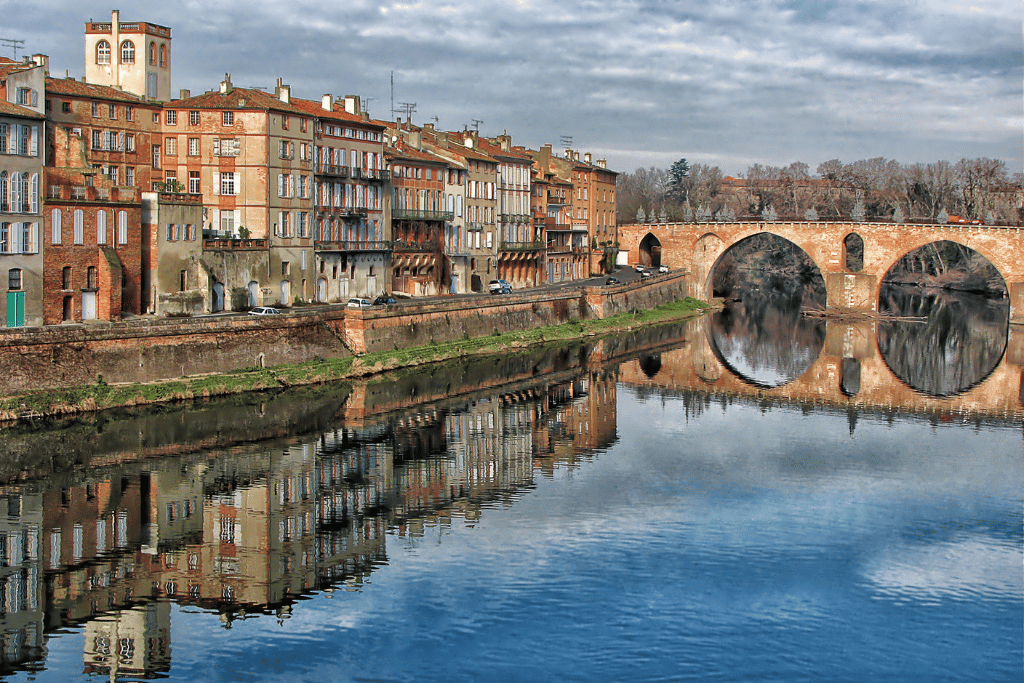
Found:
167,77 -> 315,306
478,134 -> 540,288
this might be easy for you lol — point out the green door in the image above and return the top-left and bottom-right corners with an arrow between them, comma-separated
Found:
6,291 -> 25,327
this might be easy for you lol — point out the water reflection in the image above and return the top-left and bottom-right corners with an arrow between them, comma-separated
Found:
878,283 -> 1009,396
710,276 -> 826,388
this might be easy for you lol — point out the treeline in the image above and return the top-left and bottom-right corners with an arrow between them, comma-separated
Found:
617,157 -> 1022,225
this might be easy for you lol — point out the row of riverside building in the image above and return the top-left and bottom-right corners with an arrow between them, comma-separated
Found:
0,10 -> 618,328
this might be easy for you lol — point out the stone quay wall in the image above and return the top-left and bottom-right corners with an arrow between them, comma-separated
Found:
0,272 -> 689,395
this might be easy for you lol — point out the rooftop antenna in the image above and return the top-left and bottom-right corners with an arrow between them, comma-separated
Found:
390,70 -> 395,118
471,119 -> 483,132
559,135 -> 573,149
430,115 -> 439,125
0,37 -> 25,60
397,102 -> 417,121
361,96 -> 377,116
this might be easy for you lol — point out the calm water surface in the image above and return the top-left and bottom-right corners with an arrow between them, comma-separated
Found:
0,300 -> 1020,682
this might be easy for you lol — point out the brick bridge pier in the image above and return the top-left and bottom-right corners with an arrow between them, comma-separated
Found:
619,221 -> 1024,324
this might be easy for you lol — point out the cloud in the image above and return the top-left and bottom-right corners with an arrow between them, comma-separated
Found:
6,0 -> 1020,174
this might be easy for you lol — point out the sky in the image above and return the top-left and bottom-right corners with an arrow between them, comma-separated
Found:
2,0 -> 1021,176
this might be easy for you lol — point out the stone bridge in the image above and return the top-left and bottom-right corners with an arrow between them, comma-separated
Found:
616,317 -> 1024,422
618,221 -> 1024,324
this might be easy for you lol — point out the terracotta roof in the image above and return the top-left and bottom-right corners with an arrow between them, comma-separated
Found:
46,77 -> 149,104
386,142 -> 448,166
169,87 -> 308,115
287,96 -> 387,129
0,99 -> 44,119
0,58 -> 34,78
476,138 -> 533,162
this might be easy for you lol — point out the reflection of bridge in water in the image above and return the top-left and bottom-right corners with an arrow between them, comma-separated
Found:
617,317 -> 1024,421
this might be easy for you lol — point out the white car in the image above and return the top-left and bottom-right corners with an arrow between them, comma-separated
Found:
658,265 -> 669,273
346,298 -> 372,308
635,264 -> 646,272
249,306 -> 281,316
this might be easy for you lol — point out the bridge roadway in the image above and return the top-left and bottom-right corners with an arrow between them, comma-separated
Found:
619,220 -> 1024,324
614,317 -> 1024,422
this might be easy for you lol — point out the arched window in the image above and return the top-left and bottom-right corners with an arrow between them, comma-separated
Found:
96,40 -> 111,65
118,210 -> 128,244
149,41 -> 157,65
0,171 -> 7,212
51,208 -> 62,244
120,40 -> 135,64
97,209 -> 107,244
159,44 -> 167,67
7,268 -> 20,290
73,209 -> 84,244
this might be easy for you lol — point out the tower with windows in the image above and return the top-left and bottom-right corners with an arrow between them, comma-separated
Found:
84,10 -> 171,102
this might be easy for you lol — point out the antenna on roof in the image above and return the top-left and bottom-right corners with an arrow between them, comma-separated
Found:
431,116 -> 439,125
397,102 -> 417,121
0,36 -> 25,60
559,135 -> 573,148
471,119 -> 483,132
361,96 -> 377,116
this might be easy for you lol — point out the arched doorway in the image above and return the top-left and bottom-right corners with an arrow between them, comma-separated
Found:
639,233 -> 662,268
212,281 -> 225,312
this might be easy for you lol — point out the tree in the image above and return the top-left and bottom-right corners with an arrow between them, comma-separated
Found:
636,207 -> 646,223
666,158 -> 690,203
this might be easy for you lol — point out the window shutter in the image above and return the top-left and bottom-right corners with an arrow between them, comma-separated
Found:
30,174 -> 38,213
119,132 -> 125,151
12,222 -> 23,253
232,139 -> 240,156
29,127 -> 38,156
289,175 -> 295,198
213,172 -> 220,195
29,222 -> 38,253
278,174 -> 284,197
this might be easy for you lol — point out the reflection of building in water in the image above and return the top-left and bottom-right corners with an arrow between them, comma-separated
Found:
0,363 -> 624,676
0,487 -> 44,671
533,369 -> 618,475
82,602 -> 170,678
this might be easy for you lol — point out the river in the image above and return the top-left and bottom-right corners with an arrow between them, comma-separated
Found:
0,289 -> 1020,682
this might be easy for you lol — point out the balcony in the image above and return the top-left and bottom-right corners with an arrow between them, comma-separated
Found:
501,240 -> 544,252
315,164 -> 349,178
203,238 -> 268,251
391,240 -> 437,252
392,209 -> 454,221
315,240 -> 391,252
547,192 -> 569,205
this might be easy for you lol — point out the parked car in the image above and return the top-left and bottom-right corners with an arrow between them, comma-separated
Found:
658,265 -> 669,273
249,307 -> 281,316
488,279 -> 513,294
634,264 -> 646,272
640,270 -> 653,279
605,277 -> 620,285
346,298 -> 372,308
373,295 -> 397,306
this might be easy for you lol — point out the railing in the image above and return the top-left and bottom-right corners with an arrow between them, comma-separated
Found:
203,239 -> 268,250
391,240 -> 437,252
501,241 -> 544,252
316,164 -> 349,177
547,193 -> 569,204
315,240 -> 391,252
392,209 -> 454,221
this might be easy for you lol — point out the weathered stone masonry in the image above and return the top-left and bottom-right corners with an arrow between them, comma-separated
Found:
0,273 -> 688,394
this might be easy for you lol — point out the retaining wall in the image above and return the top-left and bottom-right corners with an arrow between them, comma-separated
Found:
0,272 -> 689,395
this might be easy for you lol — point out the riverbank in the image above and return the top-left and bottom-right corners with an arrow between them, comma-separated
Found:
0,297 -> 710,423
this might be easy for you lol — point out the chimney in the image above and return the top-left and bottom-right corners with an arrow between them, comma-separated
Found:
584,152 -> 592,164
179,89 -> 190,100
497,133 -> 511,151
343,95 -> 360,115
321,94 -> 332,110
30,54 -> 49,74
220,74 -> 233,95
275,78 -> 290,104
596,159 -> 607,168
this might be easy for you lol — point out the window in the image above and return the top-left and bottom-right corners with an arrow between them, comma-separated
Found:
147,72 -> 158,99
213,138 -> 239,156
62,266 -> 72,290
180,270 -> 187,291
125,105 -> 133,121
152,145 -> 160,170
8,268 -> 22,291
187,137 -> 199,156
166,224 -> 174,241
160,44 -> 167,68
165,110 -> 177,125
189,111 -> 200,125
51,209 -> 61,244
126,134 -> 135,152
188,171 -> 200,194
220,172 -> 236,195
126,167 -> 135,187
108,103 -> 116,119
220,211 -> 234,233
61,101 -> 71,113
73,210 -> 84,244
282,116 -> 289,130
222,111 -> 233,126
165,137 -> 177,155
92,102 -> 100,118
120,40 -> 135,64
96,40 -> 111,64
118,211 -> 128,244
97,210 -> 107,244
86,266 -> 97,290
280,212 -> 290,237
298,212 -> 308,238
149,41 -> 157,66
0,223 -> 7,253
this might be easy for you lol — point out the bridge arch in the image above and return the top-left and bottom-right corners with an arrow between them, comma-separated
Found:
638,233 -> 663,268
875,236 -> 1009,305
704,231 -> 827,301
